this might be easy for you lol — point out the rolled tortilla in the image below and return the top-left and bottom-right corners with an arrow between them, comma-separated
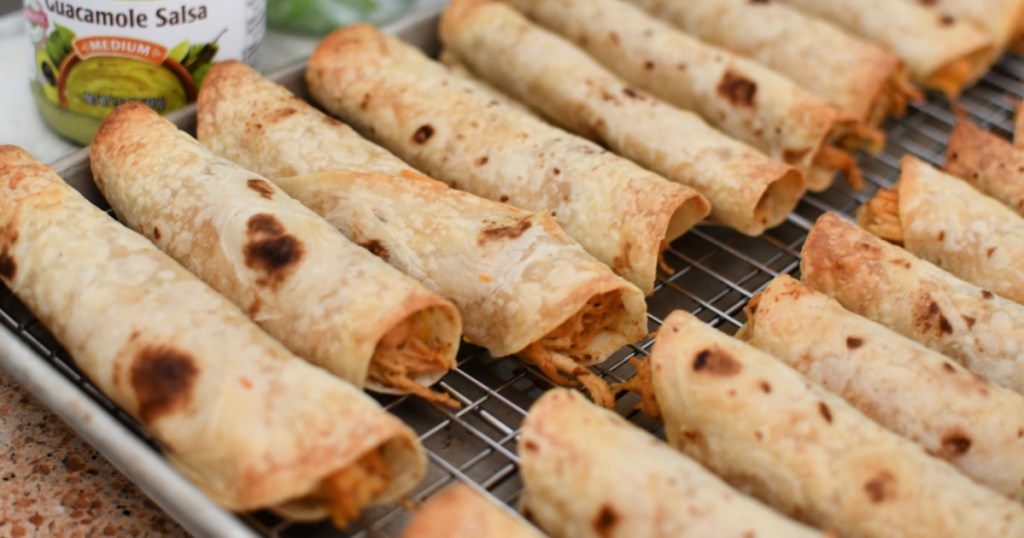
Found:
90,103 -> 462,403
499,0 -> 875,192
440,0 -> 804,236
519,388 -> 823,538
651,310 -> 1024,537
400,484 -> 542,538
858,156 -> 1024,305
945,116 -> 1024,216
197,61 -> 648,407
306,25 -> 711,295
801,212 -> 1024,395
911,0 -> 1024,52
626,0 -> 921,128
779,0 -> 994,97
741,275 -> 1024,502
0,146 -> 426,524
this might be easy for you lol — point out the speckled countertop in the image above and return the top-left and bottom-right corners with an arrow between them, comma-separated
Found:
0,369 -> 187,537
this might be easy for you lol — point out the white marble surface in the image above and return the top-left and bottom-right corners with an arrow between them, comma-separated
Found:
0,0 -> 448,164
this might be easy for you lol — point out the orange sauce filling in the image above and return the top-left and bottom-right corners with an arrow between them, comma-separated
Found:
315,449 -> 391,528
369,313 -> 458,408
857,187 -> 904,245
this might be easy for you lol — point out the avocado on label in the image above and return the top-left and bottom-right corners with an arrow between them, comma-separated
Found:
24,0 -> 265,144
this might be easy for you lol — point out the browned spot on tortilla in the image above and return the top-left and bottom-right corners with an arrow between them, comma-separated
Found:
692,347 -> 742,376
986,247 -> 997,258
266,107 -> 297,123
943,362 -> 957,373
754,430 -> 764,440
644,61 -> 656,71
818,402 -> 833,423
359,239 -> 389,261
553,167 -> 561,175
623,87 -> 642,99
0,247 -> 15,279
864,470 -> 896,503
939,14 -> 955,25
759,381 -> 772,393
244,213 -> 304,289
499,195 -> 509,202
937,230 -> 945,241
412,124 -> 434,144
360,93 -> 372,109
982,290 -> 994,299
717,70 -> 757,107
938,315 -> 953,334
523,439 -> 539,452
962,315 -> 976,330
248,297 -> 262,317
153,227 -> 161,240
940,431 -> 972,458
592,505 -> 619,538
608,31 -> 620,46
475,156 -> 489,166
917,298 -> 953,336
846,336 -> 864,349
478,218 -> 532,245
246,179 -> 275,200
783,148 -> 810,164
130,345 -> 198,424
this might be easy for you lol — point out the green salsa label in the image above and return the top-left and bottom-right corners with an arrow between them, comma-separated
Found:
25,0 -> 264,121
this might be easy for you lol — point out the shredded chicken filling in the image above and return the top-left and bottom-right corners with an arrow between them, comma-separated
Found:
519,291 -> 622,409
857,187 -> 904,244
369,313 -> 459,408
928,57 -> 976,97
614,357 -> 661,420
816,145 -> 865,190
314,448 -> 392,528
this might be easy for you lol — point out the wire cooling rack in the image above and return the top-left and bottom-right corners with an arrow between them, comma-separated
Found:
3,38 -> 1024,538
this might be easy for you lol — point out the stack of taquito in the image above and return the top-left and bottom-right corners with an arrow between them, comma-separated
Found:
90,103 -> 463,404
197,61 -> 650,406
481,0 -> 875,192
438,0 -> 804,235
644,310 -> 1024,537
0,146 -> 427,526
306,23 -> 710,294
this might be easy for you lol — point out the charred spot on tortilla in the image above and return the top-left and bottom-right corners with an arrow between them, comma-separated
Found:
244,213 -> 304,288
692,347 -> 742,376
759,381 -> 772,393
0,247 -> 15,279
986,247 -> 997,258
413,124 -> 435,144
643,61 -> 655,71
943,362 -> 957,373
622,87 -> 642,99
818,402 -> 833,423
864,470 -> 896,503
783,147 -> 810,164
130,345 -> 198,424
962,315 -> 976,330
153,227 -> 161,240
475,155 -> 489,166
940,431 -> 972,458
592,504 -> 619,538
523,439 -> 539,452
846,336 -> 864,349
360,92 -> 372,109
479,217 -> 532,244
982,290 -> 994,299
717,70 -> 758,107
916,299 -> 953,335
359,239 -> 390,261
247,179 -> 276,200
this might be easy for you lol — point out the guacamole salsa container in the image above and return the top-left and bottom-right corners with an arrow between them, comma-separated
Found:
24,0 -> 265,144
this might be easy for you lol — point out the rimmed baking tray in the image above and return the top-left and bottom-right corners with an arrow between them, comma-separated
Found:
3,6 -> 1024,538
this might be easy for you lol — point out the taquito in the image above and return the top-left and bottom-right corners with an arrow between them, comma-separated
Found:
306,24 -> 710,294
400,484 -> 542,538
779,0 -> 994,96
519,389 -> 823,538
90,103 -> 462,402
912,0 -> 1024,52
741,275 -> 1024,502
1016,103 -> 1024,146
0,146 -> 426,525
498,0 -> 874,191
801,212 -> 1024,395
197,61 -> 648,407
651,310 -> 1024,537
626,0 -> 920,127
945,116 -> 1024,216
440,0 -> 804,236
859,156 -> 1024,304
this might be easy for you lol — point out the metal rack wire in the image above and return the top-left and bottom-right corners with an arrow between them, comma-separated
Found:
2,46 -> 1024,538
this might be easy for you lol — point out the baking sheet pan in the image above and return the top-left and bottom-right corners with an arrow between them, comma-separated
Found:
3,6 -> 1024,537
